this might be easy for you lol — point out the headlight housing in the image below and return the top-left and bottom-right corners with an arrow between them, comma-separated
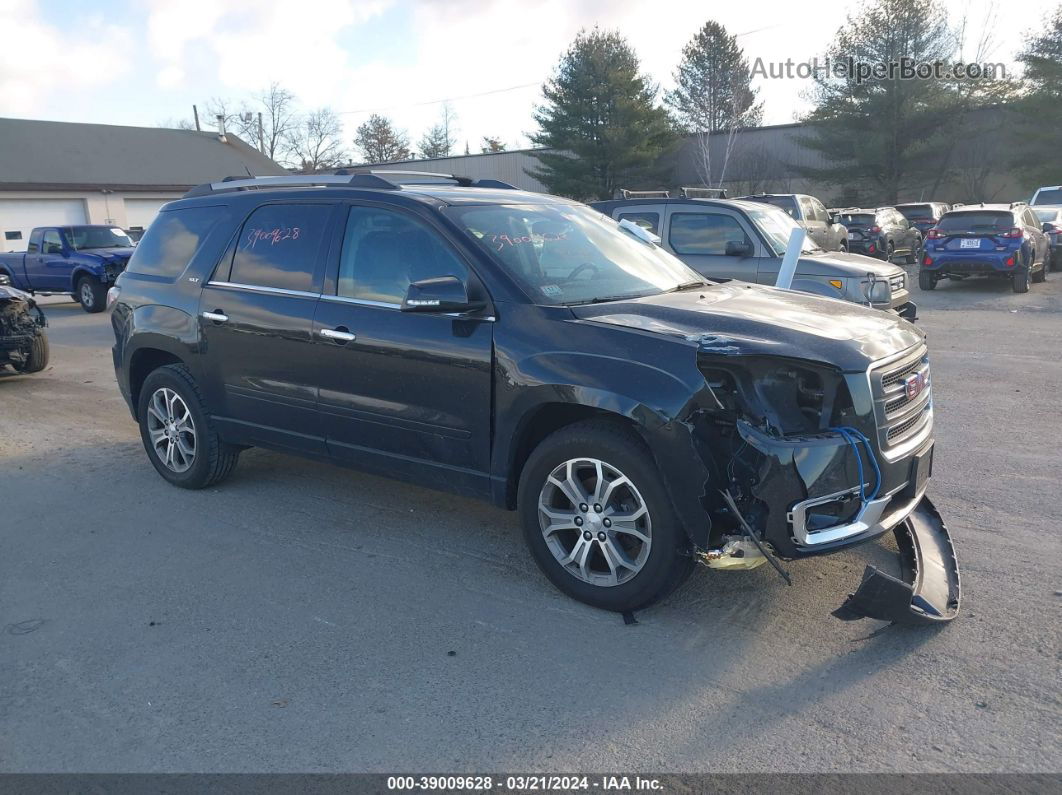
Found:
698,356 -> 854,435
863,277 -> 891,304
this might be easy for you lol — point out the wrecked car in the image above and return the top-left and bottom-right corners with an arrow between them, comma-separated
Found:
0,276 -> 49,375
110,172 -> 960,624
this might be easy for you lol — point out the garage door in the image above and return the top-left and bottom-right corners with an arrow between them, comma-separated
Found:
124,198 -> 172,234
0,198 -> 87,252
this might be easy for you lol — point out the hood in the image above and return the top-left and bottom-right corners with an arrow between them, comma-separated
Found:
798,251 -> 904,278
85,247 -> 135,261
570,281 -> 924,372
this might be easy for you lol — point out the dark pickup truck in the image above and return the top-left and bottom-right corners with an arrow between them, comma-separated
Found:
0,225 -> 135,312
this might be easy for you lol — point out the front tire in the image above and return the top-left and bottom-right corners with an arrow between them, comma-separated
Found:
12,330 -> 48,373
518,420 -> 694,612
137,363 -> 240,489
76,276 -> 107,313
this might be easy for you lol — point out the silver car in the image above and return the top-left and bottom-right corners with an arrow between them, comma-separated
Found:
591,197 -> 916,318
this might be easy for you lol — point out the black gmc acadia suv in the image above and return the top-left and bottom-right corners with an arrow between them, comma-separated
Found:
109,172 -> 960,623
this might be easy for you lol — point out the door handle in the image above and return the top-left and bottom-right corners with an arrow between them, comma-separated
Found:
202,310 -> 228,323
320,327 -> 356,343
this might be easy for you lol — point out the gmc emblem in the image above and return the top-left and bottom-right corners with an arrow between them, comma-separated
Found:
904,371 -> 927,400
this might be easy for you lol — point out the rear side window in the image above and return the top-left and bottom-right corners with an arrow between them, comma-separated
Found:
230,203 -> 332,292
617,212 -> 660,234
127,206 -> 222,279
938,212 -> 1013,232
669,213 -> 751,256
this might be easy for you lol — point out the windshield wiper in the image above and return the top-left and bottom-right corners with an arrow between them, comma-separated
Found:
668,280 -> 709,292
563,292 -> 654,306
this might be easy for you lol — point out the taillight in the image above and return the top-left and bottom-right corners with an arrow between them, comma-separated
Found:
869,225 -> 882,234
1000,227 -> 1023,238
926,228 -> 943,239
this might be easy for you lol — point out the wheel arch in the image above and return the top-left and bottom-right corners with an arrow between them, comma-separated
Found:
128,347 -> 187,415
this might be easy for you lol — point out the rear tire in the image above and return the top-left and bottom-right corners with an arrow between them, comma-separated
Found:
1032,256 -> 1047,283
885,241 -> 895,262
12,330 -> 48,373
518,419 -> 694,613
918,270 -> 937,290
76,276 -> 107,313
1013,269 -> 1030,293
137,363 -> 240,489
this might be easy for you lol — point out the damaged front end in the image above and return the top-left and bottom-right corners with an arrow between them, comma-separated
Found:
665,342 -> 961,625
0,285 -> 47,366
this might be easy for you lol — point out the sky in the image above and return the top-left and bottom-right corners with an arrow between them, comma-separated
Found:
0,0 -> 1056,162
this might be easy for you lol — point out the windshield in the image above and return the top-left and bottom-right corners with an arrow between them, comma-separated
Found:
66,226 -> 133,250
897,204 -> 933,219
1034,208 -> 1060,223
1033,188 -> 1062,205
938,212 -> 1013,233
447,204 -> 703,305
746,205 -> 823,255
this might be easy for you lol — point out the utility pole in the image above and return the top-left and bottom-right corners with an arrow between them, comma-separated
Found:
192,104 -> 201,131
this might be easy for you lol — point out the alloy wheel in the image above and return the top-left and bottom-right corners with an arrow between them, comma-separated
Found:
146,387 -> 197,473
537,457 -> 652,587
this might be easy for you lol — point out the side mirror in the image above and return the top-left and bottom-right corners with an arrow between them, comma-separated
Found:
402,275 -> 485,314
827,213 -> 838,225
1042,223 -> 1055,234
725,240 -> 752,257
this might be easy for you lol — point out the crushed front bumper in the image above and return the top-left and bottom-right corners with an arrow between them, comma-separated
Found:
833,497 -> 961,625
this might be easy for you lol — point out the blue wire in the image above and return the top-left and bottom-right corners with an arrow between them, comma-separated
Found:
828,425 -> 882,523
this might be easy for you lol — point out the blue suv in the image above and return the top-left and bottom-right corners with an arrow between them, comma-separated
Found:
919,203 -> 1050,293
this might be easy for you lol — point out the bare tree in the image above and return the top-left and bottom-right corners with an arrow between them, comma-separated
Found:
235,82 -> 299,163
481,136 -> 507,153
288,108 -> 347,173
353,114 -> 411,163
157,118 -> 196,130
419,102 -> 458,159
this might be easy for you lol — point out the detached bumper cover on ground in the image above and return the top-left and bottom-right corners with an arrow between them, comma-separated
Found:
833,497 -> 961,625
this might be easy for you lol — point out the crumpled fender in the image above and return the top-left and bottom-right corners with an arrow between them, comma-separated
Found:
833,497 -> 960,625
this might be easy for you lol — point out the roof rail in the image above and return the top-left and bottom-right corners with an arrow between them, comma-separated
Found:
620,189 -> 669,199
680,186 -> 727,199
183,170 -> 517,198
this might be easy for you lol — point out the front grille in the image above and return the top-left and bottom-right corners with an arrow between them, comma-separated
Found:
890,273 -> 905,292
870,345 -> 932,453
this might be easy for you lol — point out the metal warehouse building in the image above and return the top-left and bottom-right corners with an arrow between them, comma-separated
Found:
354,109 -> 1027,206
0,117 -> 286,251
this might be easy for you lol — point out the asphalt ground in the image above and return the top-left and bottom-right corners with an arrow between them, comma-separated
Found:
1,272 -> 1059,773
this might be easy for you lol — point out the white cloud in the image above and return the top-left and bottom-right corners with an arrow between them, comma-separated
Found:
0,0 -> 133,114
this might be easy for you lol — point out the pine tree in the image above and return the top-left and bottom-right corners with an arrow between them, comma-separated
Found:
528,28 -> 675,200
795,0 -> 972,203
353,114 -> 410,163
666,20 -> 762,133
1012,6 -> 1062,184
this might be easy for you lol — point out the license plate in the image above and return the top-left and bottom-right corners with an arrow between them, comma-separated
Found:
960,239 -> 980,249
907,446 -> 933,497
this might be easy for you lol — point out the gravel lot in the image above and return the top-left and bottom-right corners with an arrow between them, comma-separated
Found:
1,274 -> 1059,773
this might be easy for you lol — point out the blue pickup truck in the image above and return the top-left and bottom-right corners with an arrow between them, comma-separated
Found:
0,225 -> 134,312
